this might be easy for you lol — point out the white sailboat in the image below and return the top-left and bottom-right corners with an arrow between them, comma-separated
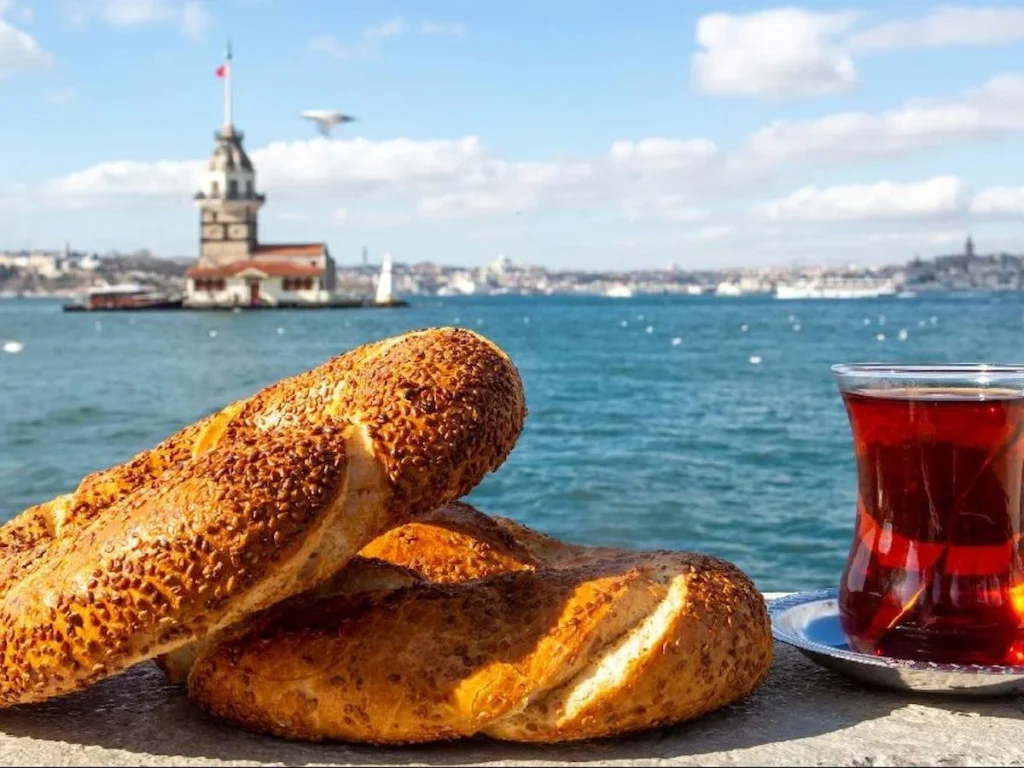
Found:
374,252 -> 395,305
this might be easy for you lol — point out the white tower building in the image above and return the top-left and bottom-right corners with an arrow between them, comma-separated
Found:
193,42 -> 265,265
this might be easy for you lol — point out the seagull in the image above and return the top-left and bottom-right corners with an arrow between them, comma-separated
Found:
301,110 -> 357,137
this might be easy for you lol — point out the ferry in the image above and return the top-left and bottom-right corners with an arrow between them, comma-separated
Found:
605,283 -> 635,298
715,282 -> 742,297
63,284 -> 183,312
774,277 -> 899,300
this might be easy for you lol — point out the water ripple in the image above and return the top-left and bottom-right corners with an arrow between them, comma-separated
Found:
1,294 -> 1018,591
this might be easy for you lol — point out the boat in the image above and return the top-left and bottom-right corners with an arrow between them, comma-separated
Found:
605,283 -> 635,298
372,253 -> 409,308
715,282 -> 742,297
62,284 -> 183,312
774,277 -> 898,300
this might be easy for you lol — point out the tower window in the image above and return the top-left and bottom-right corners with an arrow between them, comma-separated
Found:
228,179 -> 238,199
210,180 -> 220,197
246,180 -> 253,197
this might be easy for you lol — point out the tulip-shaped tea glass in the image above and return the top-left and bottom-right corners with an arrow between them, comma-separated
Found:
833,364 -> 1024,666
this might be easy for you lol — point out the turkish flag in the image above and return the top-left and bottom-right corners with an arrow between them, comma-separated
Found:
215,63 -> 228,78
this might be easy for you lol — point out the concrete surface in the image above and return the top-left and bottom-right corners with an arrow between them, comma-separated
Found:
0,594 -> 1022,766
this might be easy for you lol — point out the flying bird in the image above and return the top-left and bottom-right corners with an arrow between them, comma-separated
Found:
301,110 -> 357,137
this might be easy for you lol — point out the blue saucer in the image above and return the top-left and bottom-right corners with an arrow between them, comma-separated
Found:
769,589 -> 1024,697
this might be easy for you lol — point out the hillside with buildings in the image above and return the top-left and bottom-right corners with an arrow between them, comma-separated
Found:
0,248 -> 188,299
3,236 -> 1022,302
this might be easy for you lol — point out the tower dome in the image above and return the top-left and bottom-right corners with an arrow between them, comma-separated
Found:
197,124 -> 260,202
207,124 -> 254,174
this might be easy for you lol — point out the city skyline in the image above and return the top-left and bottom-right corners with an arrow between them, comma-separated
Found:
2,2 -> 1024,269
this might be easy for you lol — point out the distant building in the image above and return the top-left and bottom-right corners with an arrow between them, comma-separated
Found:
185,46 -> 335,308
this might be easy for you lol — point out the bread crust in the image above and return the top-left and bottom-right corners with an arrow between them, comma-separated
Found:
0,328 -> 525,707
186,504 -> 772,743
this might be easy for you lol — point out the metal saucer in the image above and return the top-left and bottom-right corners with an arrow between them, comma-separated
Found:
769,589 -> 1024,697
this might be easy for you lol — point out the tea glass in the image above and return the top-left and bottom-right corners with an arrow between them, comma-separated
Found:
833,364 -> 1024,666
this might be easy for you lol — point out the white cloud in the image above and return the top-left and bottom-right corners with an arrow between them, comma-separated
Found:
42,137 -> 490,207
307,18 -> 403,60
761,177 -> 969,223
415,158 -> 596,221
971,186 -> 1024,217
866,230 -> 968,246
416,192 -> 521,221
26,71 -> 1024,261
622,195 -> 706,223
866,232 -> 906,243
363,16 -> 404,40
693,6 -> 1024,99
848,6 -> 1024,53
307,34 -> 370,61
740,74 -> 1024,169
691,225 -> 736,242
0,5 -> 52,78
48,158 -> 203,199
65,0 -> 209,41
332,206 -> 414,228
925,230 -> 971,247
610,138 -> 720,172
311,16 -> 465,60
309,16 -> 406,61
179,0 -> 208,42
254,136 -> 487,192
98,0 -> 172,25
692,9 -> 860,98
419,21 -> 465,37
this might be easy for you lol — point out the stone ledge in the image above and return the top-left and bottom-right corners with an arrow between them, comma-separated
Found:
0,594 -> 1022,766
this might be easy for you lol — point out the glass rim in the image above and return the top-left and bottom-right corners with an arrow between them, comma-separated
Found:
832,363 -> 1024,377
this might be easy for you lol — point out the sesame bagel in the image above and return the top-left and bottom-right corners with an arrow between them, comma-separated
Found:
0,328 -> 525,707
184,503 -> 772,744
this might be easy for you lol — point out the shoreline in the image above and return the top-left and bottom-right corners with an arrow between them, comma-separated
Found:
61,299 -> 410,313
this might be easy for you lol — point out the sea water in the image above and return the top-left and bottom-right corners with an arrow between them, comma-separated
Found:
2,293 -> 1023,592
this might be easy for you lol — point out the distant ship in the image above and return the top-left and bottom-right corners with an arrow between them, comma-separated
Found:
714,282 -> 742,297
774,277 -> 898,300
63,284 -> 182,312
605,283 -> 635,298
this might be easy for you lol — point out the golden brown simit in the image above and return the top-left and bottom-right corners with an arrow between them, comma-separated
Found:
0,329 -> 525,707
184,503 -> 773,744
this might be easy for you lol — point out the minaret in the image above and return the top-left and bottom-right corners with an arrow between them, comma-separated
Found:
375,252 -> 394,304
193,41 -> 265,265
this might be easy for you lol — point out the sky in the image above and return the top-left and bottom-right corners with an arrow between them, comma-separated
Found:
3,2 -> 1024,270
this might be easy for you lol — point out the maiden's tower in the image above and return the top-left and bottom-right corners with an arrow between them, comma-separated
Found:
185,45 -> 336,308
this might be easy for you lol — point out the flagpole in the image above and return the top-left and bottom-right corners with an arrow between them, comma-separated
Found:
224,39 -> 233,129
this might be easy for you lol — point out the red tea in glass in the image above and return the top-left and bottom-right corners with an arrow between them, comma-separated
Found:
834,364 -> 1024,666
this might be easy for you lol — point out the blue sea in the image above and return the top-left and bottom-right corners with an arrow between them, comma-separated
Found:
2,293 -> 1023,592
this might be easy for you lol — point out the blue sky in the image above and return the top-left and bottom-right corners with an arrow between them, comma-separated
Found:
3,1 -> 1024,269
